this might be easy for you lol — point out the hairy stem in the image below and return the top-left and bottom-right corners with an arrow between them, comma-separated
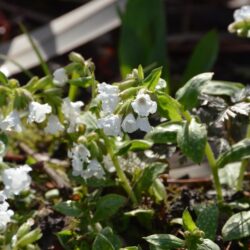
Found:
182,110 -> 223,203
102,132 -> 138,206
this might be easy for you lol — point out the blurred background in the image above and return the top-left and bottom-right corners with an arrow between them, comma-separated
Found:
0,0 -> 250,93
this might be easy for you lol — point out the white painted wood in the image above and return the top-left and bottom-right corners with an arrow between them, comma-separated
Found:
0,0 -> 126,76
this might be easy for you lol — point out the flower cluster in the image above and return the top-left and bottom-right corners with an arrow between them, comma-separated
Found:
97,82 -> 158,136
68,143 -> 105,180
234,5 -> 250,22
0,192 -> 13,232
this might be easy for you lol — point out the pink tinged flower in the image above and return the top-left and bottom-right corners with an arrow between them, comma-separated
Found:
62,98 -> 84,133
44,115 -> 64,134
28,102 -> 52,124
121,113 -> 138,133
97,114 -> 122,136
97,82 -> 120,113
136,117 -> 152,132
2,165 -> 32,197
53,68 -> 68,87
131,92 -> 157,117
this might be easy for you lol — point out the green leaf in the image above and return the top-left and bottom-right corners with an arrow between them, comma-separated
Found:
120,247 -> 139,250
100,227 -> 121,249
57,230 -> 75,249
80,111 -> 98,131
144,234 -> 184,249
135,163 -> 167,199
182,209 -> 197,232
176,73 -> 213,110
196,205 -> 219,240
116,140 -> 153,155
177,118 -> 207,163
53,201 -> 82,217
118,0 -> 168,80
93,194 -> 127,222
222,211 -> 250,241
69,76 -> 93,88
182,30 -> 218,84
0,71 -> 8,85
156,93 -> 182,121
201,81 -> 244,96
92,233 -> 115,250
216,139 -> 250,168
197,239 -> 220,250
149,178 -> 167,202
145,122 -> 183,144
143,67 -> 162,90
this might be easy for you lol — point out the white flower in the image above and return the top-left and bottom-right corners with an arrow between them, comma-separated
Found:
62,98 -> 84,133
0,110 -> 22,132
97,82 -> 120,113
0,199 -> 13,231
131,92 -> 157,117
121,113 -> 138,133
155,78 -> 167,90
84,159 -> 105,179
234,6 -> 250,22
68,143 -> 90,177
28,102 -> 52,124
136,117 -> 152,132
0,141 -> 5,162
2,165 -> 32,197
53,68 -> 68,87
103,155 -> 115,173
98,114 -> 121,136
44,115 -> 64,134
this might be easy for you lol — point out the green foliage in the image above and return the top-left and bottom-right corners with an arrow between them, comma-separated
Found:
145,122 -> 183,144
216,139 -> 250,168
182,30 -> 219,84
144,234 -> 185,249
93,194 -> 127,222
119,0 -> 168,79
196,205 -> 219,241
135,163 -> 167,199
176,73 -> 214,110
177,118 -> 207,164
222,211 -> 250,241
183,209 -> 198,232
53,201 -> 82,217
116,140 -> 153,155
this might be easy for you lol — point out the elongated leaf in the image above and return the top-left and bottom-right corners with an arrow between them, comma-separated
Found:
144,234 -> 184,249
157,93 -> 182,121
143,67 -> 162,90
53,201 -> 82,217
145,122 -> 183,144
69,76 -> 93,88
182,30 -> 219,84
222,211 -> 250,241
100,227 -> 121,249
116,140 -> 153,155
182,209 -> 197,232
0,71 -> 8,85
216,139 -> 250,168
196,205 -> 218,240
135,163 -> 167,199
93,194 -> 126,222
92,233 -> 115,250
201,81 -> 244,96
177,118 -> 207,163
197,239 -> 220,250
176,73 -> 213,110
119,0 -> 168,79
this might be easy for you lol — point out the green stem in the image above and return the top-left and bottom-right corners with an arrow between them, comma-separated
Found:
101,132 -> 138,206
68,71 -> 79,101
182,110 -> 223,203
237,121 -> 250,191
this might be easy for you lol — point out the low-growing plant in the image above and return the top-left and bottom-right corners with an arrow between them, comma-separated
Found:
0,5 -> 250,250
